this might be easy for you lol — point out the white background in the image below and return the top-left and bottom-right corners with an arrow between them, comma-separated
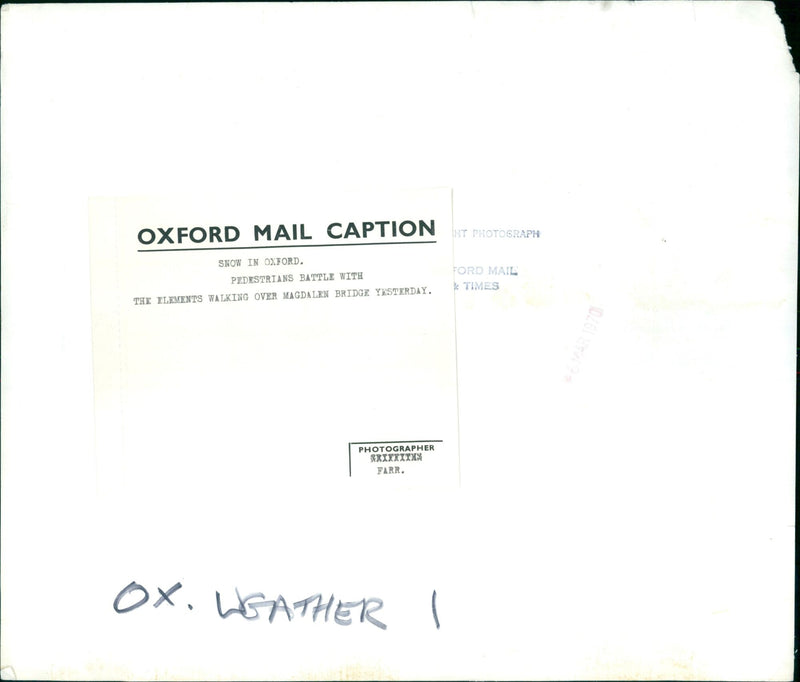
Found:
2,2 -> 797,680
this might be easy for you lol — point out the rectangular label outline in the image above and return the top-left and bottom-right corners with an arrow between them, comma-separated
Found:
348,440 -> 444,477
